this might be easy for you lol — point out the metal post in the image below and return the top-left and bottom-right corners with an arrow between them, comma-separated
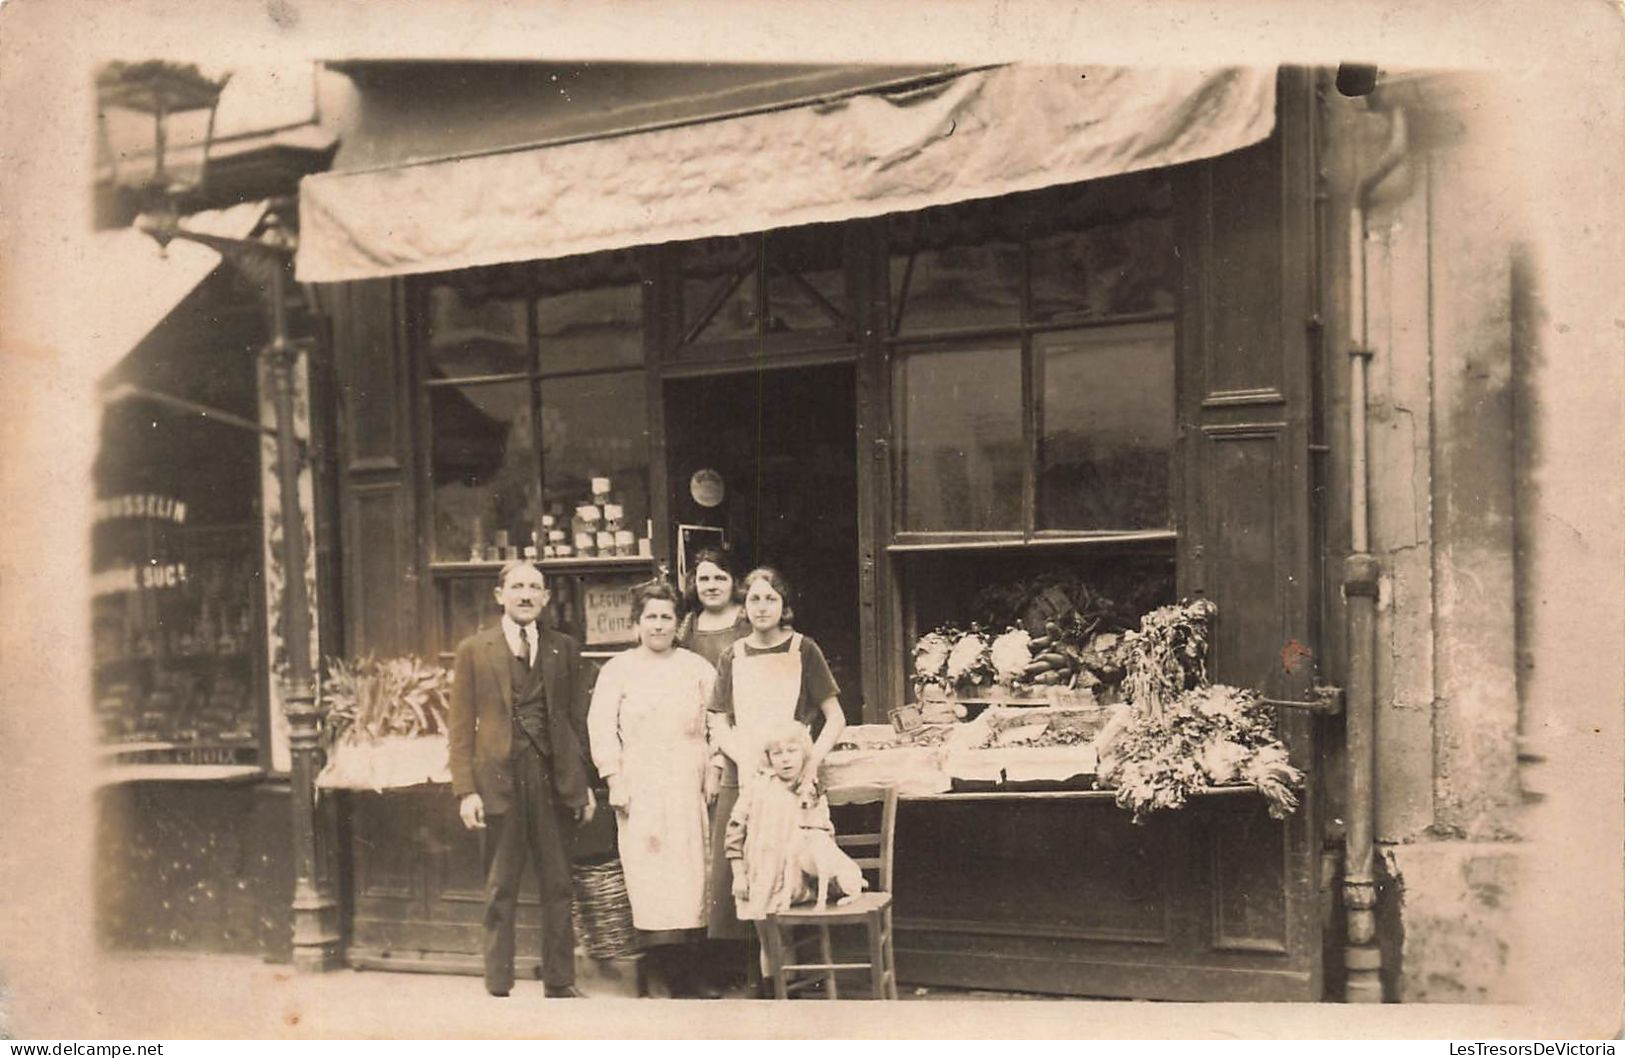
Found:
264,246 -> 341,972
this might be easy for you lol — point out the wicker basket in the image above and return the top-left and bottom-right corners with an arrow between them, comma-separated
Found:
571,858 -> 639,959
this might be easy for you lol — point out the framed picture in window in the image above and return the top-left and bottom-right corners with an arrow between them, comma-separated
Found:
675,524 -> 726,591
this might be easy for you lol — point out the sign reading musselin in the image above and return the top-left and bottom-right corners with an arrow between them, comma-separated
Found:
95,494 -> 188,524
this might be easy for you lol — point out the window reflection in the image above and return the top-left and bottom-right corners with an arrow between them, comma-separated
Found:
1037,323 -> 1175,530
430,380 -> 539,561
680,237 -> 758,343
425,286 -> 529,379
1030,215 -> 1177,323
894,346 -> 1024,532
536,283 -> 644,373
889,242 -> 1022,334
764,225 -> 847,335
541,372 -> 650,540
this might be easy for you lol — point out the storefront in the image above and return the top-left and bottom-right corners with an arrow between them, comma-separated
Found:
300,63 -> 1333,1000
89,101 -> 337,961
91,246 -> 294,959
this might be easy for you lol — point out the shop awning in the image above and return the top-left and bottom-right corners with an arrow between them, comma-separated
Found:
87,199 -> 270,381
296,65 -> 1275,283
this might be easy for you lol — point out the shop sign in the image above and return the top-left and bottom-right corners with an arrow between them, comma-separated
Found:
94,494 -> 188,525
92,562 -> 189,596
582,578 -> 640,646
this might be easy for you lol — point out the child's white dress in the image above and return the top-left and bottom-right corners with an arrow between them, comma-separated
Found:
725,770 -> 853,919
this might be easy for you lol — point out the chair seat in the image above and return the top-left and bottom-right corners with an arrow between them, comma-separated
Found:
772,891 -> 893,922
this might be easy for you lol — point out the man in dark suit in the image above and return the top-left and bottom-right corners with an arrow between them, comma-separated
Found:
449,559 -> 596,998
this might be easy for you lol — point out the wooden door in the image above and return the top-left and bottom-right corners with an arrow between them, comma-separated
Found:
1172,65 -> 1324,999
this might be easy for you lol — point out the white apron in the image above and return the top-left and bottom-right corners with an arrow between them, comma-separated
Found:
729,632 -> 805,778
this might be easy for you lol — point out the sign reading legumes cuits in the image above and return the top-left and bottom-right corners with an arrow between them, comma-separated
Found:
582,578 -> 640,646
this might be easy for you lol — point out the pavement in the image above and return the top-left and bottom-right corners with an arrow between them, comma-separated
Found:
7,951 -> 1094,1040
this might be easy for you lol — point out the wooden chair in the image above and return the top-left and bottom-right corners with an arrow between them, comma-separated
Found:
758,784 -> 899,1000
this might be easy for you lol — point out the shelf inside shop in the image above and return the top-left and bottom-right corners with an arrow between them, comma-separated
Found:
430,556 -> 656,574
887,529 -> 1177,553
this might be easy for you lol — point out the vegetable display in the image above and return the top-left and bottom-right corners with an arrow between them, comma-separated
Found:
321,654 -> 452,751
1096,684 -> 1304,823
905,586 -> 1302,824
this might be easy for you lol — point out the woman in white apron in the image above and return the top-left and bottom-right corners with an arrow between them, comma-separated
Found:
705,566 -> 847,988
589,580 -> 717,996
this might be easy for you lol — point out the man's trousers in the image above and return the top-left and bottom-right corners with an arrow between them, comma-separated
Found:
481,745 -> 574,993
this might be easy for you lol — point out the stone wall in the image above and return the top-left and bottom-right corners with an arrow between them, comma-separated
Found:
1356,74 -> 1528,1003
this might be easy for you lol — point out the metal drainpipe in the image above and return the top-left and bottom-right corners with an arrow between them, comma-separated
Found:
1344,99 -> 1408,1003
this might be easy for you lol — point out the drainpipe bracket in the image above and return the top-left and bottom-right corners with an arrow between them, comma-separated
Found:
1344,553 -> 1381,596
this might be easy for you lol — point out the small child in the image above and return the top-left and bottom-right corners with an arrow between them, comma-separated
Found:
725,720 -> 867,922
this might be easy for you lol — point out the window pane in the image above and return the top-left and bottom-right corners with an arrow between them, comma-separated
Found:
535,283 -> 644,373
890,242 -> 1021,334
542,372 -> 650,548
92,528 -> 261,760
1037,323 -> 1175,530
894,346 -> 1024,532
438,574 -> 498,654
680,236 -> 758,343
1030,214 -> 1177,323
430,380 -> 539,562
765,225 -> 847,335
425,285 -> 529,380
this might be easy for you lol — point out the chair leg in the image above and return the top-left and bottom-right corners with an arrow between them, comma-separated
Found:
757,919 -> 789,1000
819,924 -> 838,999
866,910 -> 886,999
883,906 -> 898,1000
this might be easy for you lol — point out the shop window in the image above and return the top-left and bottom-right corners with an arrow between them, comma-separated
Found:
540,372 -> 650,544
425,286 -> 528,380
893,344 -> 1024,532
92,352 -> 266,769
885,182 -> 1177,544
1036,322 -> 1175,530
677,224 -> 849,349
1029,215 -> 1178,323
421,263 -> 654,656
680,237 -> 759,343
763,226 -> 848,335
429,379 -> 540,563
887,200 -> 1023,335
889,241 -> 1022,335
535,283 -> 644,373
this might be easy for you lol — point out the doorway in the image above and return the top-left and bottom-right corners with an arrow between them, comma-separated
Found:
664,363 -> 861,720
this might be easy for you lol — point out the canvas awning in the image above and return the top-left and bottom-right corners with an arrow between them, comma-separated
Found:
296,64 -> 1275,284
87,199 -> 270,380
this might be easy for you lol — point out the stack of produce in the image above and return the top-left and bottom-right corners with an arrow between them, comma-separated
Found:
1096,684 -> 1303,823
1120,599 -> 1217,719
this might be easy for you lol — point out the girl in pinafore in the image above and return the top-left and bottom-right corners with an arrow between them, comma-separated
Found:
706,567 -> 847,982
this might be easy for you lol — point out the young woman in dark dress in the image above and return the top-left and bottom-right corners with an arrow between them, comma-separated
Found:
704,566 -> 846,992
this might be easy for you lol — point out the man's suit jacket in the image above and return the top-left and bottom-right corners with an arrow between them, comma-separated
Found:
448,622 -> 592,814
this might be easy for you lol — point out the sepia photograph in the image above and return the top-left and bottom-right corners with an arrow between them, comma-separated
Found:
0,0 -> 1621,1042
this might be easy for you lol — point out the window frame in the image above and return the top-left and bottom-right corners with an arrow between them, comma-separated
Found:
414,265 -> 655,658
884,188 -> 1179,551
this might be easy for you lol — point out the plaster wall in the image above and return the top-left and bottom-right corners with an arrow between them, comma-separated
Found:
1360,76 -> 1530,1002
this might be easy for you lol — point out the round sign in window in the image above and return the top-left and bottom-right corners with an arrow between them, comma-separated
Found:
690,468 -> 725,508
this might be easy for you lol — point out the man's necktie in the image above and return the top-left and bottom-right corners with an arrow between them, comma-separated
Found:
517,624 -> 531,666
